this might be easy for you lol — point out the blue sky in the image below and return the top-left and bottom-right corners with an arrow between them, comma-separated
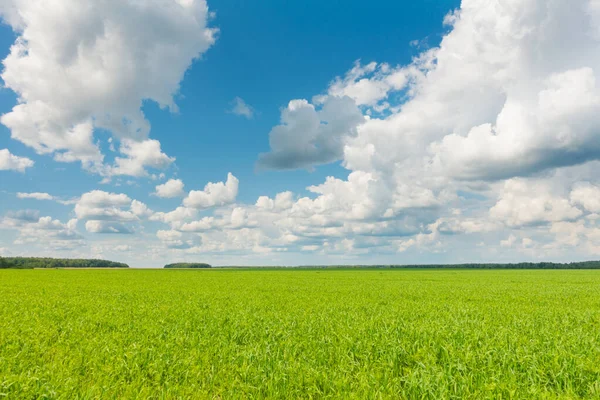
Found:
0,0 -> 457,203
2,0 -> 600,267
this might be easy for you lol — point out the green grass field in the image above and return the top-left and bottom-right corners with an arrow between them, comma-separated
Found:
1,269 -> 600,399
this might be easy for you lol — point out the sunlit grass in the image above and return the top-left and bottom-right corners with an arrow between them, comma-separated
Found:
1,269 -> 600,398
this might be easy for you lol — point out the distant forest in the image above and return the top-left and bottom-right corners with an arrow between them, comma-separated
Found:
0,257 -> 129,269
389,261 -> 600,269
3,258 -> 600,270
164,263 -> 212,269
285,261 -> 600,270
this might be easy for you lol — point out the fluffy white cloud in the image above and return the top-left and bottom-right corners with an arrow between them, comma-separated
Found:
321,0 -> 600,187
156,229 -> 200,249
150,206 -> 198,227
257,97 -> 364,170
179,217 -> 217,232
570,182 -> 600,213
17,192 -> 53,201
75,190 -> 151,233
111,139 -> 175,178
255,191 -> 294,211
430,68 -> 600,180
154,179 -> 185,198
325,61 -> 408,108
131,200 -> 153,218
2,211 -> 83,249
85,221 -> 134,234
230,97 -> 254,119
78,191 -> 130,206
244,0 -> 600,260
0,149 -> 34,172
183,173 -> 239,209
0,0 -> 216,173
490,179 -> 582,227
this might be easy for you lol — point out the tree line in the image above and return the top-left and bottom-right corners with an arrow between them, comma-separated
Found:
164,263 -> 212,269
260,261 -> 600,269
389,261 -> 600,269
0,257 -> 129,269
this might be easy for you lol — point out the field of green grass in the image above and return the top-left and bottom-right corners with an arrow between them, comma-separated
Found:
1,269 -> 600,399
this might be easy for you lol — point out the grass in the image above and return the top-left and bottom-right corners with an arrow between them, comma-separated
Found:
1,269 -> 600,399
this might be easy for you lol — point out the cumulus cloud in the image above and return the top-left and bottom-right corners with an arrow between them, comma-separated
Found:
75,190 -> 133,220
0,149 -> 34,172
183,173 -> 239,209
257,97 -> 364,170
245,0 -> 600,259
179,217 -> 217,232
85,221 -> 134,234
406,1 -> 600,182
324,60 -> 408,108
229,97 -> 254,119
156,229 -> 200,249
0,0 -> 216,174
255,191 -> 294,211
570,182 -> 600,213
150,206 -> 198,228
75,190 -> 152,233
131,200 -> 153,218
111,139 -> 175,178
2,210 -> 83,249
430,68 -> 600,180
490,179 -> 583,228
154,179 -> 185,198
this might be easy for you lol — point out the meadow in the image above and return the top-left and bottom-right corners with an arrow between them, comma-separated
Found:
1,269 -> 600,399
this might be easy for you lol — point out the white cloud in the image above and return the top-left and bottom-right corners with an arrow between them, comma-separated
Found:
85,221 -> 134,234
2,211 -> 84,249
17,192 -> 53,201
131,200 -> 153,218
111,139 -> 175,178
156,229 -> 200,249
75,190 -> 152,233
242,0 -> 600,261
570,182 -> 600,213
0,0 -> 216,173
430,68 -> 600,180
255,191 -> 294,211
490,179 -> 582,227
257,97 -> 364,170
183,173 -> 239,209
0,149 -> 34,172
16,192 -> 78,206
150,206 -> 198,227
500,234 -> 517,248
230,97 -> 254,119
154,179 -> 185,198
179,218 -> 215,232
325,61 -> 408,108
78,191 -> 131,207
